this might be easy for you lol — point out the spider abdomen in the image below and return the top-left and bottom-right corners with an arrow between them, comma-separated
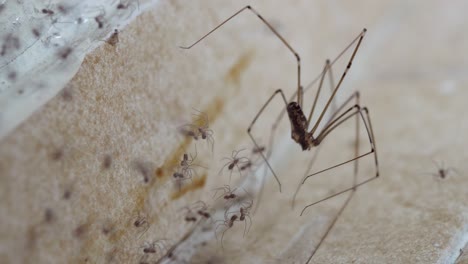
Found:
287,102 -> 311,150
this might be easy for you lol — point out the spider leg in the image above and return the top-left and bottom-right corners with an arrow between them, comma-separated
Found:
214,221 -> 225,241
309,29 -> 367,136
291,144 -> 322,209
231,149 -> 238,158
305,192 -> 354,263
301,105 -> 379,215
179,6 -> 302,104
136,221 -> 150,240
447,167 -> 460,176
228,167 -> 234,183
252,158 -> 270,214
220,226 -> 230,250
301,92 -> 363,262
180,5 -> 308,192
257,31 -> 366,207
218,160 -> 233,176
235,164 -> 243,178
212,185 -> 228,199
206,133 -> 215,153
191,201 -> 207,210
247,89 -> 289,192
243,214 -> 253,237
192,163 -> 208,170
191,144 -> 198,162
293,91 -> 360,208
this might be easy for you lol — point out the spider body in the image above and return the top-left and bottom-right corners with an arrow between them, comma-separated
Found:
287,101 -> 315,150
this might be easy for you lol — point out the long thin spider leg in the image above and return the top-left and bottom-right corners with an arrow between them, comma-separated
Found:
323,91 -> 360,128
303,106 -> 372,183
327,58 -> 338,114
191,162 -> 208,169
353,94 -> 360,188
247,89 -> 289,192
220,226 -> 230,250
179,5 -> 302,106
214,222 -> 226,241
305,93 -> 360,262
238,157 -> 251,162
447,167 -> 460,176
431,159 -> 441,171
232,149 -> 247,161
212,185 -> 229,199
229,166 -> 235,183
191,108 -> 209,129
218,160 -> 233,176
310,29 -> 367,136
252,151 -> 270,215
137,223 -> 150,240
300,176 -> 375,216
291,144 -> 322,209
362,107 -> 379,176
313,105 -> 361,147
207,134 -> 215,153
191,144 -> 198,162
301,107 -> 379,215
307,60 -> 330,128
244,215 -> 253,237
305,192 -> 355,263
235,164 -> 243,178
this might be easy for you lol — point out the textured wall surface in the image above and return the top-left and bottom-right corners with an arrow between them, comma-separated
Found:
0,1 -> 467,263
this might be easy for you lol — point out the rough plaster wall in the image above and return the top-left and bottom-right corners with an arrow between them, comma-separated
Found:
1,0 -> 468,263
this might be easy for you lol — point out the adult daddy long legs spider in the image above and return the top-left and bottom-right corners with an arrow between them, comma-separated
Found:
180,5 -> 380,259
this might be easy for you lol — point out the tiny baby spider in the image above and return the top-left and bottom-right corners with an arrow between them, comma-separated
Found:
426,159 -> 459,180
215,199 -> 253,249
133,211 -> 150,239
218,149 -> 251,182
181,201 -> 212,223
140,239 -> 170,254
116,0 -> 140,11
214,213 -> 238,249
212,185 -> 239,201
178,109 -> 215,152
212,185 -> 252,210
172,147 -> 206,188
178,146 -> 206,179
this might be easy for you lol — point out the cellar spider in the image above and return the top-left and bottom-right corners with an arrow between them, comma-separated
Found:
218,149 -> 250,182
133,211 -> 150,239
180,4 -> 378,200
139,239 -> 170,254
425,159 -> 459,180
212,184 -> 251,209
178,109 -> 215,152
178,146 -> 206,180
180,5 -> 379,259
181,201 -> 212,223
214,199 -> 252,249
